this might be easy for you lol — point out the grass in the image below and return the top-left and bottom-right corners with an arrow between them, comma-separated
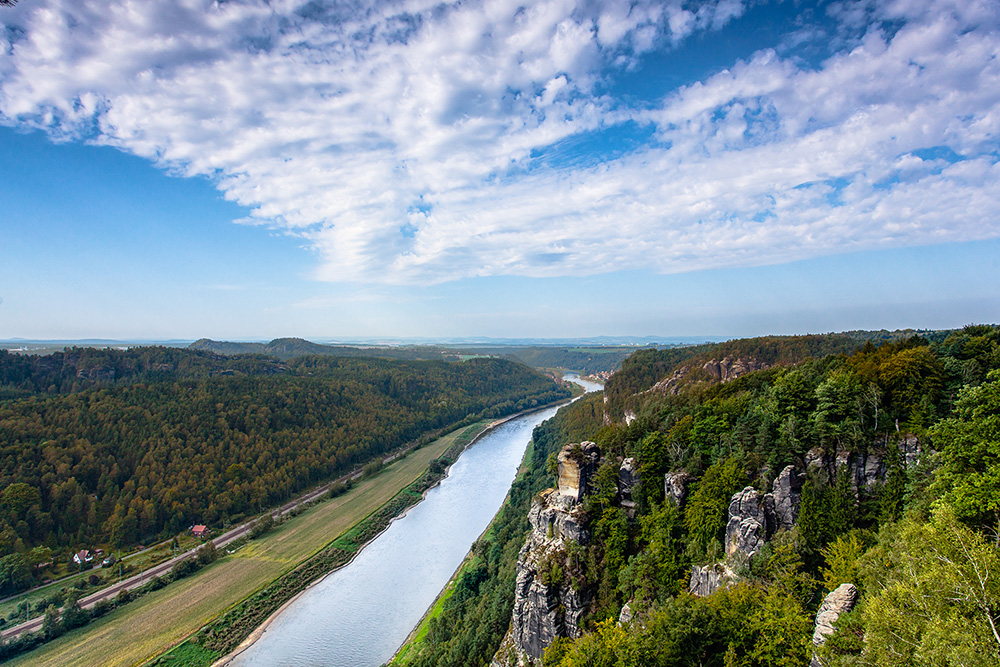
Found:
5,426 -> 468,667
144,642 -> 217,666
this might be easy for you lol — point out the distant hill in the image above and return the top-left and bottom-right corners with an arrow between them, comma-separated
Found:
188,337 -> 458,362
189,338 -> 655,374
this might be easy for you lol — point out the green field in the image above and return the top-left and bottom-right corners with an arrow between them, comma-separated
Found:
5,425 -> 472,667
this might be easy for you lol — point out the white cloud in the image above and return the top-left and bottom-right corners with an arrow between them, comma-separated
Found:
1,0 -> 997,285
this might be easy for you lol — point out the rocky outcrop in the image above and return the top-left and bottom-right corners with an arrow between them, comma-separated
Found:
663,471 -> 690,507
493,444 -> 596,666
76,365 -> 116,382
617,601 -> 634,625
556,442 -> 600,502
701,356 -> 769,382
695,469 -> 802,595
644,369 -> 687,396
689,562 -> 734,597
725,486 -> 769,560
618,458 -> 639,512
900,435 -> 921,468
805,447 -> 826,471
770,465 -> 802,532
805,439 -> 923,498
810,583 -> 859,666
528,488 -> 589,544
640,357 -> 769,400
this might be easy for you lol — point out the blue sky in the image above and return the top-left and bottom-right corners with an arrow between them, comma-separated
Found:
1,0 -> 999,340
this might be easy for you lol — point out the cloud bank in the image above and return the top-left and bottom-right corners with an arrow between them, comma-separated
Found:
1,0 -> 998,283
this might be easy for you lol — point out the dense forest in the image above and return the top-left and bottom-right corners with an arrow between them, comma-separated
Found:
0,350 -> 569,595
403,324 -> 1000,667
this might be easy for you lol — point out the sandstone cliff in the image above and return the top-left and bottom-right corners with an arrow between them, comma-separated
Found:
810,583 -> 859,667
691,465 -> 803,596
492,443 -> 598,666
805,435 -> 922,497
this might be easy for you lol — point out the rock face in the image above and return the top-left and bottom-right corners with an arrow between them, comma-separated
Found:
663,471 -> 690,507
528,488 -> 589,544
556,441 -> 600,502
617,601 -> 634,625
770,465 -> 802,532
689,562 -> 734,597
618,458 -> 640,511
76,365 -> 116,382
692,468 -> 805,595
725,486 -> 769,560
701,356 -> 769,382
493,444 -> 596,666
805,438 -> 922,498
810,583 -> 859,666
805,447 -> 826,471
900,435 -> 921,468
644,369 -> 688,397
506,491 -> 588,661
640,357 -> 769,400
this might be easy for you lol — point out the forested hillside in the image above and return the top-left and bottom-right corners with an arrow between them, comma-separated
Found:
602,329 -> 950,421
403,325 -> 1000,667
0,352 -> 568,594
495,347 -> 641,375
0,346 -> 290,400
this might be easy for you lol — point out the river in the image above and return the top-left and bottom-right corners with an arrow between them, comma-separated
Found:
228,374 -> 602,667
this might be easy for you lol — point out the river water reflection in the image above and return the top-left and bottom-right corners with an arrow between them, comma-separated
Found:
230,375 -> 601,667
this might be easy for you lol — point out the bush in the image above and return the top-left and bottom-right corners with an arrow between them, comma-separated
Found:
362,460 -> 384,478
196,541 -> 218,566
171,557 -> 199,580
249,514 -> 275,540
327,480 -> 350,499
91,598 -> 113,619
